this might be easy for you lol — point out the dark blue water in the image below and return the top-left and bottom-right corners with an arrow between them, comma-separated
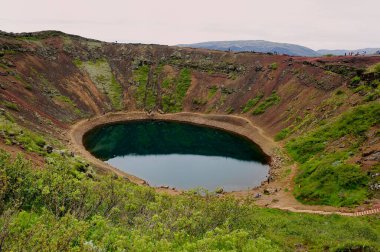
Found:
83,120 -> 269,191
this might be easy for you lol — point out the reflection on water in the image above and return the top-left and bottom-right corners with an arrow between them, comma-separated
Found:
107,154 -> 269,191
84,121 -> 269,191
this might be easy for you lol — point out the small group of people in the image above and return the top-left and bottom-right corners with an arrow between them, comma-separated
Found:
344,51 -> 367,56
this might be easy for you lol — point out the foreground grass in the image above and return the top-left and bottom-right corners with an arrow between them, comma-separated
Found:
0,150 -> 379,251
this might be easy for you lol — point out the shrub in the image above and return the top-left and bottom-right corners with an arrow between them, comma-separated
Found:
269,62 -> 278,70
351,76 -> 361,85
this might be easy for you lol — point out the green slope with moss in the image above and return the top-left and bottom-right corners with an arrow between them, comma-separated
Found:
286,102 -> 380,206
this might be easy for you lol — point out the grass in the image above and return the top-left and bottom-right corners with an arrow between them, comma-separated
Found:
54,95 -> 82,115
364,84 -> 380,101
133,65 -> 150,109
252,91 -> 280,115
241,93 -> 263,113
207,85 -> 218,99
132,65 -> 157,111
12,72 -> 32,90
192,98 -> 207,106
2,101 -> 19,111
365,62 -> 380,74
269,62 -> 278,70
75,59 -> 123,110
0,114 -> 47,153
351,76 -> 361,85
225,106 -> 234,114
161,68 -> 192,113
286,102 -> 380,206
275,128 -> 290,141
176,68 -> 192,98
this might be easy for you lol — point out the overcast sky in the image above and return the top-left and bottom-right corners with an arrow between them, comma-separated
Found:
1,0 -> 379,50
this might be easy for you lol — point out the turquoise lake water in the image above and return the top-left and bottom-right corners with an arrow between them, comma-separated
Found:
83,120 -> 269,191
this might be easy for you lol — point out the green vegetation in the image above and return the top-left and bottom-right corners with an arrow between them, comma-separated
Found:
225,106 -> 234,114
2,49 -> 17,55
0,114 -> 47,153
275,128 -> 290,141
269,62 -> 278,70
364,83 -> 380,101
54,95 -> 82,115
252,91 -> 280,115
352,79 -> 380,101
75,59 -> 123,110
192,98 -> 207,106
162,57 -> 244,76
241,93 -> 263,113
161,68 -> 192,112
207,85 -> 218,99
286,102 -> 380,206
351,76 -> 361,85
365,62 -> 380,74
12,71 -> 33,90
0,151 -> 379,251
133,65 -> 156,110
335,89 -> 345,96
2,101 -> 19,111
177,68 -> 192,98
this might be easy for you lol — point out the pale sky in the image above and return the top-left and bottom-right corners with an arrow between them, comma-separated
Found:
1,0 -> 379,50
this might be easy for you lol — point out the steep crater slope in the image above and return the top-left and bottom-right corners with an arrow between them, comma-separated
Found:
0,30 -> 379,208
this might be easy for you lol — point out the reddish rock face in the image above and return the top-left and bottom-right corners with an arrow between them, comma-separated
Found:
0,31 -> 379,140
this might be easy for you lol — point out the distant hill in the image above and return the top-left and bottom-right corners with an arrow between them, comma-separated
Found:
177,40 -> 320,57
317,48 -> 380,56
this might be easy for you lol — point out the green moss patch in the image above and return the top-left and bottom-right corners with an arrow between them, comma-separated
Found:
252,92 -> 280,115
242,93 -> 263,113
161,68 -> 192,113
75,59 -> 123,110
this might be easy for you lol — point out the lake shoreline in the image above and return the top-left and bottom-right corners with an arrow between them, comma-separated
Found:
68,111 -> 278,194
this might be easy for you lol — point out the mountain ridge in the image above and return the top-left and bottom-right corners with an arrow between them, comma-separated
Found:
178,40 -> 380,57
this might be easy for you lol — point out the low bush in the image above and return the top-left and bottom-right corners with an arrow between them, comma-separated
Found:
351,76 -> 361,85
269,63 -> 278,70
